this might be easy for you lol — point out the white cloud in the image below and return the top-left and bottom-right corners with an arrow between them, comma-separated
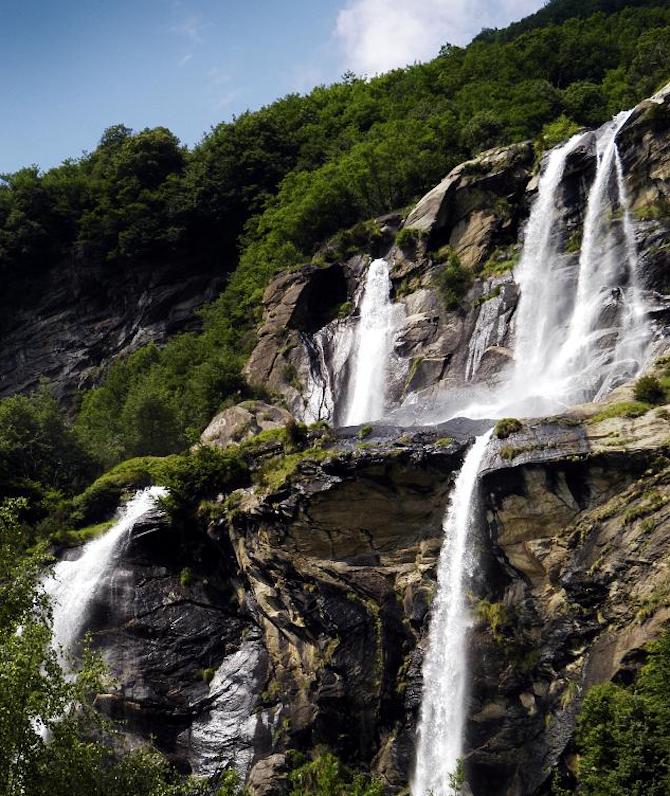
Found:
334,0 -> 544,75
178,53 -> 193,67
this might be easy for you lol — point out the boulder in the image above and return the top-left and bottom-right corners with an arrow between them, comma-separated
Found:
200,401 -> 294,448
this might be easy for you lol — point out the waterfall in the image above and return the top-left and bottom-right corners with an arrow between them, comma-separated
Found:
343,257 -> 400,425
413,107 -> 654,795
43,486 -> 167,663
511,132 -> 587,388
413,430 -> 493,796
547,111 -> 650,401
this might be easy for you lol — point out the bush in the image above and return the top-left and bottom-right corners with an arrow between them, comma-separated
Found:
494,418 -> 523,439
288,752 -> 383,796
432,251 -> 472,310
633,374 -> 666,405
534,115 -> 582,158
574,631 -> 670,795
395,226 -> 425,252
163,446 -> 250,519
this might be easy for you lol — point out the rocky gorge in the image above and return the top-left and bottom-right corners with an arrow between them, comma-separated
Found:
38,81 -> 670,796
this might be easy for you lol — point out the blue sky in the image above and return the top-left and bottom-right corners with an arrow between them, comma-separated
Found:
0,0 -> 545,174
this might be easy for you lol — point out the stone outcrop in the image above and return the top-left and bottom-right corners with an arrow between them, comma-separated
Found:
81,381 -> 670,795
200,401 -> 294,448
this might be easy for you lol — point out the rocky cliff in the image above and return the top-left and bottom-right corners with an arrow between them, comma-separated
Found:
245,86 -> 670,424
47,84 -> 670,796
0,256 -> 224,400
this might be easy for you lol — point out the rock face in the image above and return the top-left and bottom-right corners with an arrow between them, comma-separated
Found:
244,88 -> 670,423
83,428 -> 469,788
30,83 -> 670,794
0,257 -> 224,401
82,392 -> 670,795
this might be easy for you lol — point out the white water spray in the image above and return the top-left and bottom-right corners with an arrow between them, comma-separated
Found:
343,257 -> 400,425
413,431 -> 493,796
44,486 -> 167,663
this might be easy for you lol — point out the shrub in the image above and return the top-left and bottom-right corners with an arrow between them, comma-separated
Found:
358,425 -> 373,440
534,115 -> 581,158
395,226 -> 425,252
432,251 -> 472,310
634,374 -> 666,405
574,630 -> 670,795
495,418 -> 522,439
163,446 -> 250,518
288,752 -> 383,796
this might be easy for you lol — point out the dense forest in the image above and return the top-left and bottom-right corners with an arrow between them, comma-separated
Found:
2,0 -> 670,792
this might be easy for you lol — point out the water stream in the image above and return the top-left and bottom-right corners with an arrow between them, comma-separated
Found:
412,431 -> 493,796
44,486 -> 167,664
342,257 -> 402,425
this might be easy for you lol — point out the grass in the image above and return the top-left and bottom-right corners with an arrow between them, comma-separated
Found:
588,401 -> 651,424
51,519 -> 115,548
495,418 -> 522,439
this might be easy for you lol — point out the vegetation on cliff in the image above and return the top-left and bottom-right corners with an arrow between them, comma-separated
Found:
554,630 -> 670,794
0,2 -> 668,474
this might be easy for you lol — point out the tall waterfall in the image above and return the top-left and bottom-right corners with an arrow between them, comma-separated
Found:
413,431 -> 493,796
343,257 -> 400,425
550,110 -> 649,399
511,131 -> 587,390
44,486 -> 166,663
511,111 -> 650,407
414,108 -> 653,795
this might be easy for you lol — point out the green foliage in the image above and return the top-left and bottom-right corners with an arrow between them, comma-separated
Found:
72,456 -> 174,527
495,418 -> 523,439
573,630 -> 670,795
481,248 -> 520,278
358,424 -> 373,439
433,251 -> 473,310
634,375 -> 666,404
180,567 -> 193,588
288,752 -> 383,796
476,599 -> 510,642
448,759 -> 466,796
565,230 -> 583,253
588,401 -> 651,423
535,115 -> 582,158
395,226 -> 425,251
0,388 -> 99,501
162,445 -> 250,518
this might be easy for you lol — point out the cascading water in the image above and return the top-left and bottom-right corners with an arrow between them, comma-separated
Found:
413,431 -> 493,796
43,486 -> 167,663
413,108 -> 654,795
510,131 -> 588,392
343,257 -> 401,425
